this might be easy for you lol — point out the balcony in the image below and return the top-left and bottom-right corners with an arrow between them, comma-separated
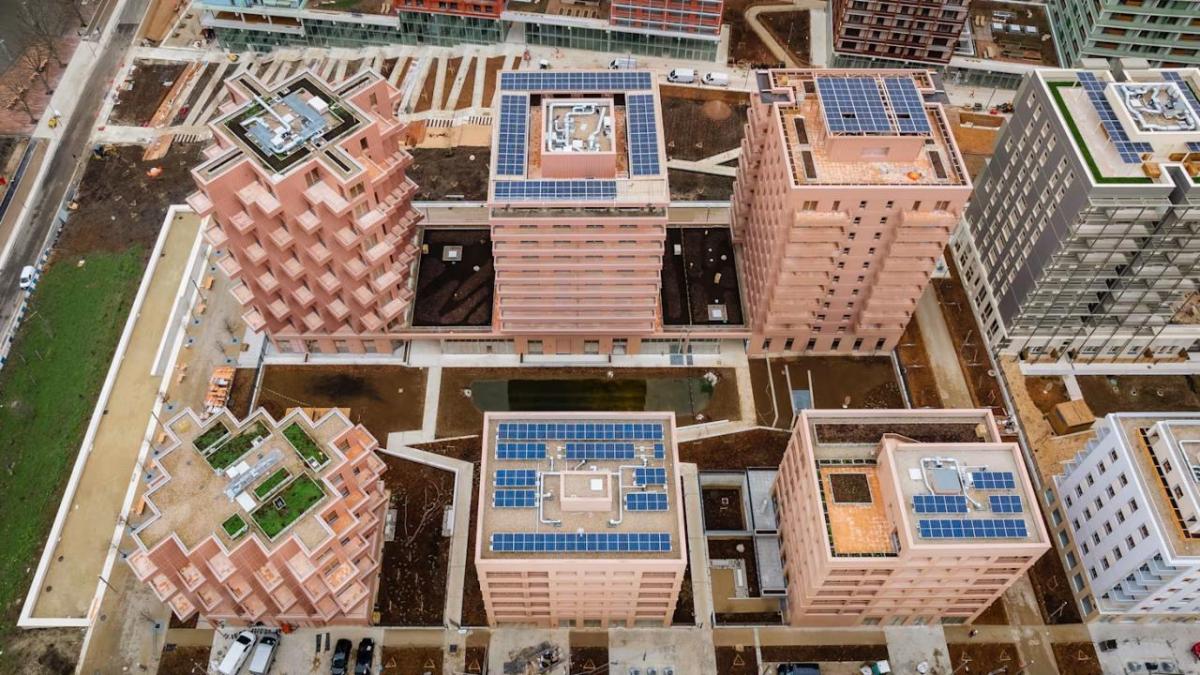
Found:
344,256 -> 368,280
229,209 -> 255,234
297,209 -> 321,233
271,583 -> 298,612
318,270 -> 340,294
167,594 -> 196,620
352,285 -> 375,307
230,283 -> 254,306
360,311 -> 383,332
294,285 -> 316,307
363,241 -> 391,265
335,225 -> 361,249
268,298 -> 290,320
186,191 -> 214,217
149,574 -> 178,602
281,256 -> 305,280
304,182 -> 350,215
254,561 -> 285,592
308,242 -> 333,266
244,243 -> 268,266
355,206 -> 384,231
206,551 -> 237,582
243,308 -> 267,332
258,270 -> 280,294
236,183 -> 282,217
303,310 -> 324,332
204,224 -> 228,248
179,564 -> 205,592
285,552 -> 317,582
270,227 -> 294,249
328,298 -> 350,321
378,296 -> 408,321
335,580 -> 368,614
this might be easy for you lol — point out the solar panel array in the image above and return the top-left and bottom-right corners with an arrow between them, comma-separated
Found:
500,71 -> 653,93
918,519 -> 1028,539
493,180 -> 617,201
912,494 -> 968,514
494,489 -> 538,508
496,442 -> 547,460
626,492 -> 669,511
634,467 -> 667,486
495,469 -> 537,487
817,76 -> 895,135
498,422 -> 664,441
490,532 -> 671,552
883,76 -> 932,135
971,471 -> 1016,490
653,443 -> 665,460
990,495 -> 1024,513
565,442 -> 636,461
1161,72 -> 1200,152
626,94 -> 661,176
496,94 -> 528,177
1078,72 -> 1154,164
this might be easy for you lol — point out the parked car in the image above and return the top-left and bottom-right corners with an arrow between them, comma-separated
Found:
355,638 -> 376,675
667,68 -> 695,84
217,631 -> 257,675
702,72 -> 730,87
1191,642 -> 1200,660
18,265 -> 36,290
247,632 -> 280,675
608,56 -> 637,69
331,639 -> 353,675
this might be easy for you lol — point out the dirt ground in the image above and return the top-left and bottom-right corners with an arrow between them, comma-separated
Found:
226,367 -> 257,418
933,255 -> 1006,415
0,135 -> 23,173
1077,374 -> 1200,415
435,367 -> 740,438
1026,548 -> 1082,624
748,356 -> 905,426
724,0 -> 785,65
569,646 -> 609,674
1025,376 -> 1070,415
414,67 -> 438,113
702,487 -> 746,531
463,646 -> 487,674
947,642 -> 1021,674
715,646 -> 759,674
661,96 -> 748,162
673,562 -> 695,625
255,365 -> 428,441
760,644 -> 890,662
948,109 -> 1002,181
377,454 -> 455,626
455,60 -> 478,110
480,56 -> 512,110
413,229 -> 493,327
896,314 -> 942,408
406,147 -> 490,200
0,628 -> 82,675
156,645 -> 210,675
669,170 -> 734,201
1051,642 -> 1102,675
111,61 -> 188,126
379,646 -> 443,675
761,11 -> 811,65
661,227 -> 744,326
679,428 -> 792,471
974,596 -> 1010,625
440,58 -> 462,109
56,143 -> 205,261
814,422 -> 982,445
709,537 -> 760,595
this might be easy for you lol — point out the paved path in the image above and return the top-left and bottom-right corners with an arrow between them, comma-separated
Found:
914,287 -> 974,408
744,1 -> 824,68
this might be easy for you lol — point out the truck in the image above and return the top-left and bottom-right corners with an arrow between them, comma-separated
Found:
667,68 -> 695,84
702,72 -> 730,87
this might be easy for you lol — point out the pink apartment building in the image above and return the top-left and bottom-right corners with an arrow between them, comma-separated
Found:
187,69 -> 422,355
487,71 -> 671,356
773,409 -> 1048,627
732,69 -> 972,355
474,412 -> 687,627
127,408 -> 388,627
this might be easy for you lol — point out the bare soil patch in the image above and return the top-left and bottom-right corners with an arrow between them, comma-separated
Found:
1027,547 -> 1082,624
456,58 -> 478,110
830,473 -> 871,503
661,227 -> 744,326
896,316 -> 942,408
1077,374 -> 1200,416
440,57 -> 462,109
724,0 -> 784,65
226,367 -> 257,419
702,487 -> 745,531
463,646 -> 487,674
715,646 -> 759,674
947,642 -> 1021,674
749,356 -> 905,418
0,628 -> 81,675
669,170 -> 734,201
673,562 -> 695,625
377,454 -> 455,626
1025,376 -> 1070,416
157,645 -> 210,675
1051,642 -> 1102,675
111,62 -> 188,126
814,423 -> 984,445
974,596 -> 1010,625
679,428 -> 791,471
761,11 -> 811,65
254,365 -> 427,440
481,56 -> 510,108
407,147 -> 490,200
380,647 -> 443,675
661,96 -> 748,162
414,66 -> 438,113
413,228 -> 493,327
569,646 -> 608,674
761,644 -> 889,662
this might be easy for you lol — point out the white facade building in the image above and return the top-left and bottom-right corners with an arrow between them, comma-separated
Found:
1050,413 -> 1200,622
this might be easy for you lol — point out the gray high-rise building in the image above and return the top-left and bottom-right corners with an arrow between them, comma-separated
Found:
953,61 -> 1200,361
1047,0 -> 1200,68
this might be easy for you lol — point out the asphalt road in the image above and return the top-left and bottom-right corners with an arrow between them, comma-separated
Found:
0,0 -> 149,346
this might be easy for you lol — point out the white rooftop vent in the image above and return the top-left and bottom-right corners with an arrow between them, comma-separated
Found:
590,478 -> 604,491
308,96 -> 329,114
443,245 -> 463,262
708,304 -> 728,322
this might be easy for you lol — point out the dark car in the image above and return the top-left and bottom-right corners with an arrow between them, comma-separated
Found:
331,639 -> 353,675
355,638 -> 375,675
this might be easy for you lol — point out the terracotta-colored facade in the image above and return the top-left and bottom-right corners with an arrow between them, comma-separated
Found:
187,69 -> 422,355
394,0 -> 506,19
773,409 -> 1049,627
732,69 -> 971,355
127,408 -> 388,627
832,0 -> 968,65
610,0 -> 723,38
474,412 -> 687,627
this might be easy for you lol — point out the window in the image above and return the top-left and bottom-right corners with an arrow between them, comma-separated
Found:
583,340 -> 600,354
1129,498 -> 1139,512
802,200 -> 819,210
527,340 -> 544,355
1139,525 -> 1150,539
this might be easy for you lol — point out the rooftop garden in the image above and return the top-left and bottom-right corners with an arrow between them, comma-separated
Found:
284,422 -> 330,469
222,513 -> 248,540
253,468 -> 290,500
251,474 -> 326,539
1047,81 -> 1153,186
193,422 -> 230,452
206,420 -> 269,471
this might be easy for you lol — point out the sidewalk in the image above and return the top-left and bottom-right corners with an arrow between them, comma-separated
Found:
914,287 -> 974,408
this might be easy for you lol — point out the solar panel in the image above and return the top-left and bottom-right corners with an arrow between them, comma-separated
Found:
917,518 -> 1028,539
1078,72 -> 1154,164
490,531 -> 671,552
634,467 -> 666,486
817,76 -> 893,135
496,422 -> 663,441
883,76 -> 932,135
653,443 -> 665,460
496,94 -> 528,176
496,442 -> 547,460
495,469 -> 537,487
499,71 -> 654,93
493,180 -> 617,201
493,489 -> 538,508
989,495 -> 1024,513
912,494 -> 968,514
626,94 -> 661,176
565,442 -> 636,460
625,492 -> 669,511
971,471 -> 1016,490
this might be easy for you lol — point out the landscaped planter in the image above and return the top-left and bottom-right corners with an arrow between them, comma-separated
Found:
253,468 -> 290,500
222,513 -> 248,540
193,422 -> 230,452
251,474 -> 326,539
206,420 -> 269,471
283,422 -> 330,470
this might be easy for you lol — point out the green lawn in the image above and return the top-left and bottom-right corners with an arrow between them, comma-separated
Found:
251,475 -> 325,539
0,249 -> 144,636
253,468 -> 290,500
284,422 -> 329,468
206,420 -> 268,470
221,514 -> 247,540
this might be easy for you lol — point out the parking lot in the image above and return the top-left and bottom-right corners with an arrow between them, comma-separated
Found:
210,626 -> 385,675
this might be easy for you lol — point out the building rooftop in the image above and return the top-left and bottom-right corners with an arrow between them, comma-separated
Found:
1040,67 -> 1200,184
488,71 -> 670,208
756,69 -> 970,188
1108,414 -> 1200,558
799,411 -> 1046,557
477,412 -> 685,561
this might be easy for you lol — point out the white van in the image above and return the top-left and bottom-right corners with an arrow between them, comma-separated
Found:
608,56 -> 637,69
247,633 -> 279,675
666,68 -> 695,84
702,72 -> 730,87
218,631 -> 257,675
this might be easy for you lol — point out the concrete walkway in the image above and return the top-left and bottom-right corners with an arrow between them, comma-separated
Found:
914,287 -> 974,408
744,1 -> 825,68
27,214 -> 201,621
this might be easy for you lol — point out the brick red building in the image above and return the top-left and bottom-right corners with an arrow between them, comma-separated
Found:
832,0 -> 968,65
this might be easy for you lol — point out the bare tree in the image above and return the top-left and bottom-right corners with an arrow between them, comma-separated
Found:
0,82 -> 37,123
19,43 -> 54,94
16,2 -> 70,68
59,0 -> 89,28
398,483 -> 448,547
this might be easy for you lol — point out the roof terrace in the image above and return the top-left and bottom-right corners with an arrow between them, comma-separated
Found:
1112,415 -> 1200,557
